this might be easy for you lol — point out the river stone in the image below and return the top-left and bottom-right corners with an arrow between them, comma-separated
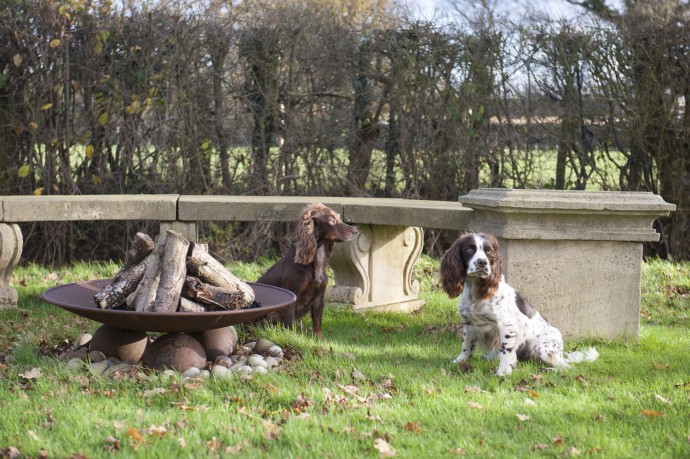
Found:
74,333 -> 93,348
212,365 -> 233,379
181,367 -> 201,378
89,325 -> 148,364
247,354 -> 267,368
264,356 -> 279,368
88,350 -> 107,363
190,326 -> 238,360
90,360 -> 113,375
142,333 -> 206,372
253,339 -> 275,354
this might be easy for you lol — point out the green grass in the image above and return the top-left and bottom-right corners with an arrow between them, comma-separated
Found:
1,257 -> 689,458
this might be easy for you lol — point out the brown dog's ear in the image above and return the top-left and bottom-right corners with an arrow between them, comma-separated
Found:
294,204 -> 318,264
440,238 -> 466,298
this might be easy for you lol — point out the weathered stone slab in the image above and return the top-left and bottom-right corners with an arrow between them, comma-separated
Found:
1,194 -> 178,222
459,188 -> 676,339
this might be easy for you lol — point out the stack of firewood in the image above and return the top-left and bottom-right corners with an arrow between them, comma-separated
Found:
94,231 -> 255,312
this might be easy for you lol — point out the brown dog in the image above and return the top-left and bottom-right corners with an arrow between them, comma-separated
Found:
258,203 -> 358,338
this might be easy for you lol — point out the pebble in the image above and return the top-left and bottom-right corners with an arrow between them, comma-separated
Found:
102,363 -> 132,377
199,370 -> 211,379
90,360 -> 113,376
237,365 -> 253,375
212,365 -> 233,379
67,358 -> 84,371
74,333 -> 93,348
268,345 -> 284,358
253,366 -> 268,374
253,339 -> 275,354
244,341 -> 256,350
181,367 -> 201,378
88,351 -> 107,363
264,356 -> 279,368
214,355 -> 232,368
247,354 -> 267,368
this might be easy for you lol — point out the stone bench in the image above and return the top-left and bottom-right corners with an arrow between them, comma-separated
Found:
172,196 -> 472,313
0,190 -> 676,339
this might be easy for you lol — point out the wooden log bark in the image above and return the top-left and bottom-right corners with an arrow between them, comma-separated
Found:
94,259 -> 148,309
113,232 -> 154,282
178,297 -> 208,313
186,242 -> 255,304
131,232 -> 167,311
183,276 -> 250,310
149,231 -> 190,312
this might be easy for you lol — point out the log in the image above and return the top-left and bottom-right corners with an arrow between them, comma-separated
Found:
113,232 -> 154,282
131,232 -> 167,311
94,259 -> 148,309
149,231 -> 190,312
178,297 -> 208,313
186,242 -> 255,304
182,276 -> 250,310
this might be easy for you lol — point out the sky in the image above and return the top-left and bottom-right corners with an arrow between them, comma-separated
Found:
408,0 -> 591,20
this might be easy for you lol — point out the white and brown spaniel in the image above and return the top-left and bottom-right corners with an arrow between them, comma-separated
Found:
440,232 -> 597,376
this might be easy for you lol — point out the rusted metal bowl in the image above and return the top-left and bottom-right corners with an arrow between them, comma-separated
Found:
42,279 -> 296,333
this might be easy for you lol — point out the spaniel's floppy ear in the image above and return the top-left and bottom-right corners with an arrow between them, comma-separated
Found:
294,204 -> 319,264
440,238 -> 467,298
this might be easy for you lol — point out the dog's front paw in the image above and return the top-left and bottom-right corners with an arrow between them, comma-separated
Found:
452,354 -> 469,364
495,363 -> 515,376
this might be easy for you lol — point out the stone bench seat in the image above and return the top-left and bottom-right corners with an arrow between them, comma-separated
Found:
0,190 -> 676,339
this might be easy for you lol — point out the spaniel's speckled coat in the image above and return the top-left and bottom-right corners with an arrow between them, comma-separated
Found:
440,232 -> 569,376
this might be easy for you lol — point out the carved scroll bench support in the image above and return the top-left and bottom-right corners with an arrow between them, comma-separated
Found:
325,225 -> 425,312
0,224 -> 22,310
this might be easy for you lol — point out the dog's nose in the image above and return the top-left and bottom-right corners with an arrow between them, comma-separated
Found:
475,258 -> 487,268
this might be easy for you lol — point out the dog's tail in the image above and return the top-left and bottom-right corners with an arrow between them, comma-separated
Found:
563,347 -> 599,365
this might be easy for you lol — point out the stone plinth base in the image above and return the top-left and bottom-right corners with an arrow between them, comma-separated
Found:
0,224 -> 22,310
325,224 -> 425,313
459,188 -> 676,340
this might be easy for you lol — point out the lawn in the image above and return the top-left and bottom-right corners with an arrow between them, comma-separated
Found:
0,256 -> 688,458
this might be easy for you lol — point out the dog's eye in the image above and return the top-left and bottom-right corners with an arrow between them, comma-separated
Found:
329,218 -> 337,225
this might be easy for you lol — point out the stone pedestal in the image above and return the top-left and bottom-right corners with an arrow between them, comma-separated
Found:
326,225 -> 425,313
459,188 -> 676,339
0,224 -> 23,310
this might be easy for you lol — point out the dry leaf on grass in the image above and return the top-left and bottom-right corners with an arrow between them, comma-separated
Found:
19,367 -> 42,380
516,414 -> 530,422
374,438 -> 396,457
403,421 -> 421,433
262,420 -> 280,440
640,409 -> 664,417
466,401 -> 483,410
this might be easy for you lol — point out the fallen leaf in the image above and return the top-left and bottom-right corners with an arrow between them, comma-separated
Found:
374,438 -> 396,457
529,390 -> 539,398
524,398 -> 536,406
177,437 -> 186,448
655,394 -> 671,404
19,368 -> 42,380
352,368 -> 366,380
262,420 -> 280,440
533,444 -> 548,451
516,414 -> 530,422
464,385 -> 483,393
553,436 -> 564,446
403,421 -> 421,433
206,437 -> 221,452
144,425 -> 167,437
142,388 -> 166,397
27,430 -> 39,441
448,447 -> 465,454
104,436 -> 120,451
640,409 -> 663,418
567,447 -> 581,456
466,401 -> 483,410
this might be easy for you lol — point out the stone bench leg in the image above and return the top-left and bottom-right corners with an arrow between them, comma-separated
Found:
326,225 -> 425,313
0,223 -> 23,310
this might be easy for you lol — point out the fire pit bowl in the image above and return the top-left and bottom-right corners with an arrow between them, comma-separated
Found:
42,279 -> 296,333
